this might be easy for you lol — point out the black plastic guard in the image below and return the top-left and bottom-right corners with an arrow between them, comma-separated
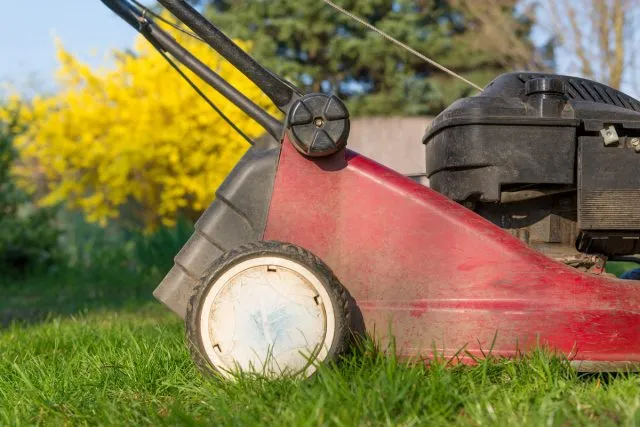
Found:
153,139 -> 281,318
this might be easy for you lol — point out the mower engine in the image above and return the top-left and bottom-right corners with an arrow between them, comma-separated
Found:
424,72 -> 640,259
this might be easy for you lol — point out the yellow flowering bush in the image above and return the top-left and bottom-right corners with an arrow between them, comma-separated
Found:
13,20 -> 277,229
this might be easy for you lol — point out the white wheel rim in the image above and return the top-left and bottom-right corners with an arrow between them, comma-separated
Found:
198,255 -> 336,378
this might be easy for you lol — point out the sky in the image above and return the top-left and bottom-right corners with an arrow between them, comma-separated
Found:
0,0 -> 153,94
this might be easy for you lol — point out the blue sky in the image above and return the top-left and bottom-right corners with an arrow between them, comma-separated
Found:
0,0 -> 153,93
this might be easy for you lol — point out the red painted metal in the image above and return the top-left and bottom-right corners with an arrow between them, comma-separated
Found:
264,136 -> 640,366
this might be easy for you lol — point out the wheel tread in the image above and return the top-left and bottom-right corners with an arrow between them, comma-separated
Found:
184,240 -> 354,378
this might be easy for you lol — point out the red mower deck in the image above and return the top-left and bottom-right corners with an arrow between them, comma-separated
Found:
101,0 -> 640,377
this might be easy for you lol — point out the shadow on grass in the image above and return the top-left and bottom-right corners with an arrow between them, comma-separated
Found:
0,266 -> 164,328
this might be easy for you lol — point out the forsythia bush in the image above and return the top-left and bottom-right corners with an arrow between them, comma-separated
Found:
13,19 -> 278,229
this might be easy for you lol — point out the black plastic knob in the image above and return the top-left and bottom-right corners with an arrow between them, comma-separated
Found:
524,77 -> 568,118
286,94 -> 350,157
525,77 -> 566,96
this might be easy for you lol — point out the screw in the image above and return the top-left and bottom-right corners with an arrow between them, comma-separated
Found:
314,118 -> 324,128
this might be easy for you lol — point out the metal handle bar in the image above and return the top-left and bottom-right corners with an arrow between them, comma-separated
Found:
100,0 -> 284,140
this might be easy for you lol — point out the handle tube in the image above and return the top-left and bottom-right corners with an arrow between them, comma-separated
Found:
100,0 -> 284,140
156,0 -> 301,111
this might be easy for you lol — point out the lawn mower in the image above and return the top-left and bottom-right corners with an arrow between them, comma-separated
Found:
101,0 -> 640,378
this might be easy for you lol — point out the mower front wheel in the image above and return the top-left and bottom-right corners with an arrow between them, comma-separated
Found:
185,241 -> 353,379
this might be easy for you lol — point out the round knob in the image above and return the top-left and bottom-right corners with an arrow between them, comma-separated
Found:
525,77 -> 566,96
286,94 -> 350,157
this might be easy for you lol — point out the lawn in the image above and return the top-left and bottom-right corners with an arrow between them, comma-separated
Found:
1,271 -> 640,426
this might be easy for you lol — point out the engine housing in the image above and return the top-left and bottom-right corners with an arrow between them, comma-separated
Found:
423,72 -> 640,256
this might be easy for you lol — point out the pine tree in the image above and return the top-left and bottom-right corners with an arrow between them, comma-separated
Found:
203,0 -> 540,116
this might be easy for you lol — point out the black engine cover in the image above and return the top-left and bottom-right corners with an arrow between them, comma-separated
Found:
423,72 -> 640,256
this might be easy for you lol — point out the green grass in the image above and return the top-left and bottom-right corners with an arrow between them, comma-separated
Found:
2,273 -> 640,426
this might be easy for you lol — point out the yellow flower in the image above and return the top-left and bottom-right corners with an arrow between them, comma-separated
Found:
13,14 -> 279,230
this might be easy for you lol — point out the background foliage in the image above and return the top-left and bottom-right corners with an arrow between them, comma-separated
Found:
0,102 -> 60,277
204,0 -> 542,116
12,18 -> 278,230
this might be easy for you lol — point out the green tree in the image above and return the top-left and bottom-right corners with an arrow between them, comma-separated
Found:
0,103 -> 60,277
203,0 -> 542,115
